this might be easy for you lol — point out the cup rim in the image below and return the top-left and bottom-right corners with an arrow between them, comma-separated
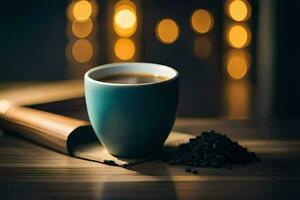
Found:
84,62 -> 179,87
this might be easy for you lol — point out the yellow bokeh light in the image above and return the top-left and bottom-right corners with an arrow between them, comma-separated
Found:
227,24 -> 251,48
67,0 -> 98,21
115,9 -> 136,29
113,1 -> 137,37
193,36 -> 212,59
72,39 -> 93,63
73,0 -> 92,21
72,18 -> 93,38
190,9 -> 214,34
113,9 -> 137,37
226,49 -> 250,80
114,23 -> 137,37
227,57 -> 247,80
156,19 -> 180,44
114,38 -> 135,60
226,0 -> 251,22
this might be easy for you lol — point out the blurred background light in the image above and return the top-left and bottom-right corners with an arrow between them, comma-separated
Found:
115,0 -> 136,11
114,38 -> 135,60
73,0 -> 92,22
72,18 -> 93,38
227,56 -> 248,79
67,1 -> 75,21
156,18 -> 180,44
113,0 -> 137,37
66,0 -> 98,78
72,39 -> 93,63
226,49 -> 250,80
227,24 -> 251,48
115,9 -> 136,29
224,80 -> 251,118
193,36 -> 212,59
190,9 -> 214,34
226,0 -> 251,22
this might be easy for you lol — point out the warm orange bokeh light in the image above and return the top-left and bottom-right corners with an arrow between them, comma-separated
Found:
226,49 -> 250,80
226,0 -> 251,22
73,0 -> 92,21
72,39 -> 93,63
227,57 -> 247,79
115,0 -> 136,11
67,1 -> 75,21
115,9 -> 136,29
114,38 -> 135,60
193,36 -> 212,59
224,80 -> 251,119
113,1 -> 137,37
190,9 -> 214,34
227,24 -> 251,48
156,19 -> 180,44
72,19 -> 93,38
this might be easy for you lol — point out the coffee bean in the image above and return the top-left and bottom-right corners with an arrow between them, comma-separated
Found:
162,130 -> 261,171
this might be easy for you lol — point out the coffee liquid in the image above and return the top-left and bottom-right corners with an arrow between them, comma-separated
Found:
98,73 -> 169,84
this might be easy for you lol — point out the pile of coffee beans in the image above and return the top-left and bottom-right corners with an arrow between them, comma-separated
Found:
162,130 -> 260,172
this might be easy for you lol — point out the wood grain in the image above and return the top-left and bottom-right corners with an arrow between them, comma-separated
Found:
0,119 -> 300,199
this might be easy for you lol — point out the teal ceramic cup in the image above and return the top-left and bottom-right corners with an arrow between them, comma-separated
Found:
84,62 -> 179,158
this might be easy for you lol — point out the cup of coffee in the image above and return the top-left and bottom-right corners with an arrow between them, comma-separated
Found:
84,62 -> 179,158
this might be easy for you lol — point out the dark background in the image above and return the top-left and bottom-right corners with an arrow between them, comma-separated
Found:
0,0 -> 299,119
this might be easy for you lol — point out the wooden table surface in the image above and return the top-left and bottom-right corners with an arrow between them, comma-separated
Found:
1,118 -> 300,199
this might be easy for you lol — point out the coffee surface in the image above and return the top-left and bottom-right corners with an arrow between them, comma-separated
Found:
98,73 -> 169,84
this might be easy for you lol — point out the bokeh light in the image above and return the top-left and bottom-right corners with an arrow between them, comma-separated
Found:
226,0 -> 251,22
90,0 -> 99,18
226,49 -> 250,80
190,9 -> 214,34
156,19 -> 180,44
227,57 -> 247,80
67,1 -> 75,21
193,36 -> 212,59
115,9 -> 136,29
73,0 -> 92,21
115,0 -> 136,11
72,18 -> 93,38
72,39 -> 93,63
227,24 -> 251,48
113,1 -> 137,37
224,80 -> 251,119
114,38 -> 135,60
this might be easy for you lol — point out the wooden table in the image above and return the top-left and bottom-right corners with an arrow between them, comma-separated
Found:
0,119 -> 300,199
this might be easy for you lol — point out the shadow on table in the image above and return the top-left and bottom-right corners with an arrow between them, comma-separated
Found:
91,139 -> 182,199
96,161 -> 179,200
